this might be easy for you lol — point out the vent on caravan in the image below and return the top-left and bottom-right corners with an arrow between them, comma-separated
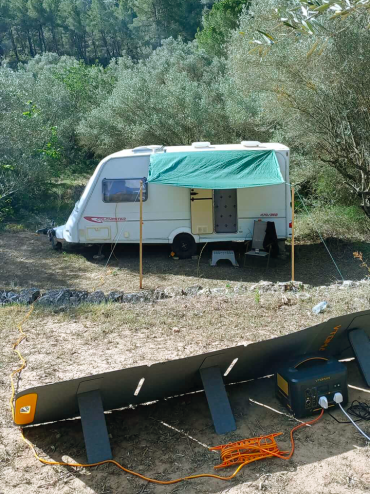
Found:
197,226 -> 210,234
192,142 -> 211,149
132,145 -> 164,153
241,141 -> 261,147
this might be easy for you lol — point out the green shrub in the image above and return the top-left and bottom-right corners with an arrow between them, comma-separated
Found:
295,206 -> 370,242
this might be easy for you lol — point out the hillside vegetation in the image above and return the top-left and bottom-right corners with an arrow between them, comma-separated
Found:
1,0 -> 370,240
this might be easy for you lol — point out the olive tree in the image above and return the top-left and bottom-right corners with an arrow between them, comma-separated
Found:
0,53 -> 116,219
77,38 -> 264,156
228,0 -> 370,216
0,66 -> 53,217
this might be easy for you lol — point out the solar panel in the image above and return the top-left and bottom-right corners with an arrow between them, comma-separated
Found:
14,310 -> 370,463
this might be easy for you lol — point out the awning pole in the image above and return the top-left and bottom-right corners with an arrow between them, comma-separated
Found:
291,186 -> 295,282
139,181 -> 143,289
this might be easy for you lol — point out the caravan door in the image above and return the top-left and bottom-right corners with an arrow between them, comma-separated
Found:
190,189 -> 213,234
214,189 -> 238,233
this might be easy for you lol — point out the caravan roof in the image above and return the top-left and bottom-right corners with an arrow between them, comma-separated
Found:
105,142 -> 289,160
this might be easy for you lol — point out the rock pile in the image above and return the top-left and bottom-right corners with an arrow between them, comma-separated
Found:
0,279 -> 365,309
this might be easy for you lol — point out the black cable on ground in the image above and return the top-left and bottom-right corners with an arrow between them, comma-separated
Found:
328,400 -> 370,424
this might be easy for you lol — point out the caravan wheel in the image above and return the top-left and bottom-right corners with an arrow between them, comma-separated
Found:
172,233 -> 197,259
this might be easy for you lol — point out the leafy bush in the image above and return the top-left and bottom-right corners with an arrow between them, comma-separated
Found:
296,206 -> 370,242
78,39 -> 263,156
0,54 -> 116,222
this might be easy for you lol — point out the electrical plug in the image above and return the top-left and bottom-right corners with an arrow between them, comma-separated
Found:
333,392 -> 343,404
318,396 -> 328,409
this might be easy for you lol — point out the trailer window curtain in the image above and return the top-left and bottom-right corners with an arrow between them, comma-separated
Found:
102,178 -> 148,203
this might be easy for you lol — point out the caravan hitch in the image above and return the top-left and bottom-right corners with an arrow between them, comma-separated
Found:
36,220 -> 55,235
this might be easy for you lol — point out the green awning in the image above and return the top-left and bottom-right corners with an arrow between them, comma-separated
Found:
147,150 -> 284,189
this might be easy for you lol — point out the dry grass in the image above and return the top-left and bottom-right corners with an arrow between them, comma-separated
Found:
2,284 -> 370,391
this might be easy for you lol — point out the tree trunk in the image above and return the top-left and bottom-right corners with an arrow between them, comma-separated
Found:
18,30 -> 27,54
40,25 -> 47,51
9,28 -> 20,61
82,33 -> 87,61
360,192 -> 370,219
51,25 -> 59,54
92,36 -> 98,60
38,28 -> 43,53
27,31 -> 35,57
100,31 -> 111,59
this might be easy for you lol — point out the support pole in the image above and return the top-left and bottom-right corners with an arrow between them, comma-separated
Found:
291,187 -> 295,282
139,180 -> 143,289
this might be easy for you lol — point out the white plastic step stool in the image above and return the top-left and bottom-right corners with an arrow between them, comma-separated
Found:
210,250 -> 239,267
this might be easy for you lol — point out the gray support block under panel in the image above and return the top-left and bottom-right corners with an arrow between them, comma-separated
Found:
77,390 -> 112,464
199,366 -> 236,435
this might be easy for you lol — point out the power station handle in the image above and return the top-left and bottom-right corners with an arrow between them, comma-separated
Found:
294,357 -> 329,369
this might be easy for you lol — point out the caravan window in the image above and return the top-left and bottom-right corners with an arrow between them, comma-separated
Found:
102,178 -> 148,203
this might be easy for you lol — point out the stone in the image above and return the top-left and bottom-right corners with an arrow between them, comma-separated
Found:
153,289 -> 168,300
258,281 -> 277,293
184,285 -> 203,296
210,287 -> 227,295
296,292 -> 311,301
340,280 -> 355,289
107,291 -> 124,303
70,291 -> 89,304
172,327 -> 180,333
277,281 -> 303,292
19,288 -> 41,304
197,288 -> 211,296
259,281 -> 274,287
86,291 -> 106,304
4,291 -> 20,303
234,284 -> 247,294
164,287 -> 185,298
0,291 -> 8,305
38,289 -> 71,307
122,291 -> 152,303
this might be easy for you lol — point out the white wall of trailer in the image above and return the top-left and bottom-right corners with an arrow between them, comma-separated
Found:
58,144 -> 291,245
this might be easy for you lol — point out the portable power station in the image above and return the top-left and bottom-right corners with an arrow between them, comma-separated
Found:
275,355 -> 348,418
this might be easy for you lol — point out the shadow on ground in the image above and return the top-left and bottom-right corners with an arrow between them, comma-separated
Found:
24,361 -> 370,494
95,238 -> 368,286
0,232 -> 369,290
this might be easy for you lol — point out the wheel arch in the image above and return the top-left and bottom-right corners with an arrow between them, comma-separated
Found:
168,227 -> 199,244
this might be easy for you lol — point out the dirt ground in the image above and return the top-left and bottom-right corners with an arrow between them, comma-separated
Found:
1,231 -> 370,494
0,232 -> 369,293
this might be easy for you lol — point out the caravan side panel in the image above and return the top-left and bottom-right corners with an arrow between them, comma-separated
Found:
78,156 -> 191,243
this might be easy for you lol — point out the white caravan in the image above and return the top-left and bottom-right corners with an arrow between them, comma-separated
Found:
50,142 -> 292,258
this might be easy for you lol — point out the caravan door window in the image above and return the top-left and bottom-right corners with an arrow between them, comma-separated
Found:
102,178 -> 148,203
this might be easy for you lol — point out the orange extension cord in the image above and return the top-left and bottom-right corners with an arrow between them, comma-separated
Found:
9,305 -> 324,485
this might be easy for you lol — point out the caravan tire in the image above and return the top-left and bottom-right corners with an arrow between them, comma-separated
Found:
172,233 -> 197,259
